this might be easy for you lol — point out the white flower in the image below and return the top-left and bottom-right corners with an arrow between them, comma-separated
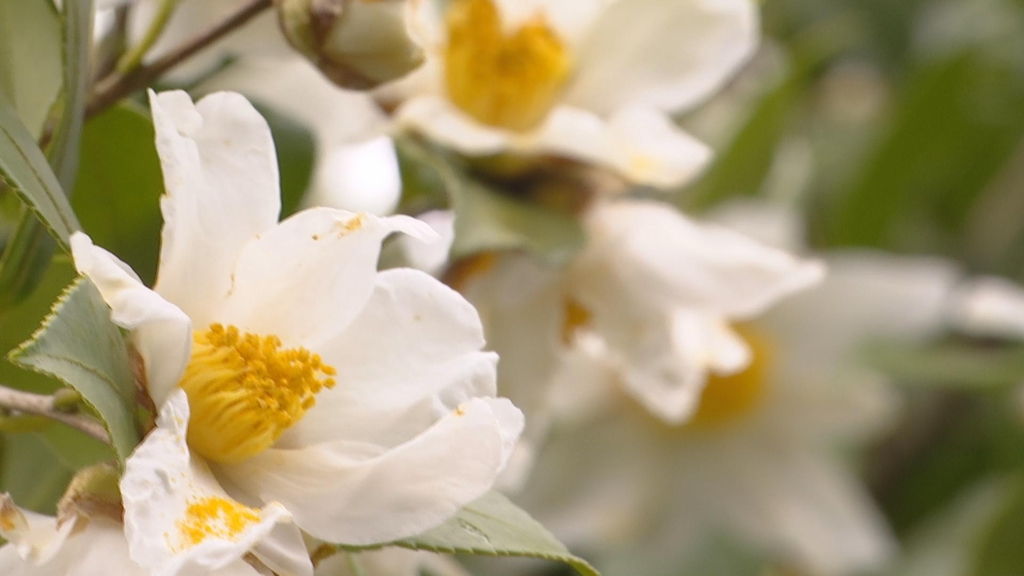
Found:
391,0 -> 759,188
71,90 -> 523,574
401,200 -> 821,490
0,495 -> 258,575
120,0 -> 404,214
515,200 -> 961,575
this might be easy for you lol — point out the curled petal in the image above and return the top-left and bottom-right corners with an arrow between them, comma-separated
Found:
71,232 -> 192,408
121,391 -> 298,576
224,398 -> 524,545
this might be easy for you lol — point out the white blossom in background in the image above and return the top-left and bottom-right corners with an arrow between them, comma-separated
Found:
390,0 -> 758,188
402,201 -> 823,487
514,200 -> 961,576
0,495 -> 259,575
71,90 -> 523,575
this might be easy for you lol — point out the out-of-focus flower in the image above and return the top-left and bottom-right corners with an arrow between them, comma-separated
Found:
277,0 -> 427,90
390,0 -> 758,188
71,90 -> 523,574
403,201 -> 822,487
950,275 -> 1024,340
0,495 -> 259,575
515,200 -> 960,576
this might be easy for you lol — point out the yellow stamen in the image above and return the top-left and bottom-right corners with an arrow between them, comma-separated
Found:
180,324 -> 337,463
444,0 -> 572,131
561,298 -> 593,344
172,496 -> 260,550
687,324 -> 771,429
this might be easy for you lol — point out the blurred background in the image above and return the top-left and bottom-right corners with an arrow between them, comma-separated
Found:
4,0 -> 1024,574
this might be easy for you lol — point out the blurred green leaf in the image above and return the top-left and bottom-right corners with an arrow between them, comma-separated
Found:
682,70 -> 804,211
0,433 -> 72,514
344,491 -> 599,576
9,278 -> 139,463
866,340 -> 1024,390
449,178 -> 584,266
73,102 -> 164,285
396,138 -> 584,265
823,51 -> 1024,250
894,478 -> 1010,576
252,101 -> 315,219
972,476 -> 1024,576
0,0 -> 61,138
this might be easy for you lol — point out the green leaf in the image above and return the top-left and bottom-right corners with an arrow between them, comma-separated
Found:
0,98 -> 80,249
0,433 -> 73,515
73,102 -> 164,285
972,476 -> 1024,576
865,340 -> 1024,390
251,101 -> 316,219
0,0 -> 62,138
346,491 -> 599,576
8,278 -> 139,463
0,0 -> 93,312
395,138 -> 585,266
449,179 -> 585,266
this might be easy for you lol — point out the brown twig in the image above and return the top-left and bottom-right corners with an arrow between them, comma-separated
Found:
85,0 -> 273,118
0,384 -> 109,443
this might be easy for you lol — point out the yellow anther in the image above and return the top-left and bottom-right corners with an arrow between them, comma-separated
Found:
444,0 -> 572,131
179,324 -> 337,464
687,324 -> 771,429
172,496 -> 260,550
561,298 -> 593,345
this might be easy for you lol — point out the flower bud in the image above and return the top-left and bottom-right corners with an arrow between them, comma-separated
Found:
276,0 -> 426,90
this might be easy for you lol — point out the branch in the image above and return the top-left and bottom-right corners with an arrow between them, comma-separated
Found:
0,384 -> 109,444
86,0 -> 273,118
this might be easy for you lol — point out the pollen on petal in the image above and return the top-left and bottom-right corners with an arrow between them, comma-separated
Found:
170,496 -> 261,551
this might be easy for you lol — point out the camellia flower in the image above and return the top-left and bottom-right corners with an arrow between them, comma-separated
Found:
402,201 -> 822,488
71,90 -> 523,575
0,495 -> 258,575
114,0 -> 406,214
390,0 -> 758,188
514,200 -> 961,575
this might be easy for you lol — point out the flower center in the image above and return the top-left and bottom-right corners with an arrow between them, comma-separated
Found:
444,0 -> 572,132
179,324 -> 337,464
687,324 -> 771,429
172,496 -> 260,551
561,298 -> 593,344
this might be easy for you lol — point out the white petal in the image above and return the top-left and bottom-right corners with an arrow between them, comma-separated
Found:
306,136 -> 402,215
950,276 -> 1024,340
531,105 -> 713,189
217,209 -> 437,346
706,198 -> 807,252
281,268 -> 497,449
223,397 -> 524,545
573,200 -> 825,320
121,391 -> 294,576
149,90 -> 281,327
397,210 -> 455,276
398,97 -> 711,188
566,0 -> 759,115
763,251 -> 959,362
0,495 -> 75,565
71,232 -> 192,408
394,95 -> 512,155
249,523 -> 314,576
